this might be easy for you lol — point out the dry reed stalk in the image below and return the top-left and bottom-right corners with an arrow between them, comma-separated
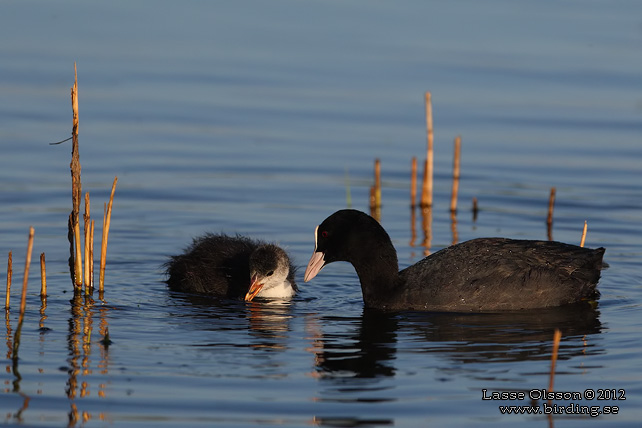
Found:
580,221 -> 588,247
5,252 -> 11,310
410,157 -> 417,208
547,187 -> 556,227
472,197 -> 479,222
409,205 -> 417,247
450,136 -> 461,213
89,220 -> 95,289
546,187 -> 556,241
83,192 -> 91,290
70,63 -> 83,288
450,211 -> 458,245
99,177 -> 118,291
40,253 -> 46,298
548,328 -> 562,405
18,227 -> 35,325
374,158 -> 381,208
421,92 -> 434,207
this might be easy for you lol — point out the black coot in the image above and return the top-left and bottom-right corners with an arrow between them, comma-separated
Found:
304,210 -> 604,311
166,233 -> 297,301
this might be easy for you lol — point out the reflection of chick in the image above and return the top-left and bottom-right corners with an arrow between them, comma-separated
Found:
165,233 -> 297,301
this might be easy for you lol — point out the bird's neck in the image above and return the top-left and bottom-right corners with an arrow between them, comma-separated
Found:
350,238 -> 400,308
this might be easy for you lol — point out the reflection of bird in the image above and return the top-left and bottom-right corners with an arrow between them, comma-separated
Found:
305,210 -> 605,311
166,233 -> 297,301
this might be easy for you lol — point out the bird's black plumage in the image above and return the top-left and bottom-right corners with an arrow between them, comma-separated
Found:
166,233 -> 297,299
305,210 -> 604,311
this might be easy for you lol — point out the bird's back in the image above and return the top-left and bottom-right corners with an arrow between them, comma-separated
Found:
395,238 -> 604,311
166,234 -> 259,297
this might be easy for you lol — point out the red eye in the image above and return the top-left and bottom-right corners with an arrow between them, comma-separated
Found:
321,230 -> 329,238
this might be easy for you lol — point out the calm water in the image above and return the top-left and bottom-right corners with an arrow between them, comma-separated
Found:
2,1 -> 642,426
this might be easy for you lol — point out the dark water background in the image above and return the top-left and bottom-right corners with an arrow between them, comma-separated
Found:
1,1 -> 641,426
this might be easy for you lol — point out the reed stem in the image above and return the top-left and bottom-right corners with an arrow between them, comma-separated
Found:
99,177 -> 118,291
546,187 -> 556,241
70,63 -> 82,289
18,227 -> 35,325
83,192 -> 91,291
547,187 -> 556,227
421,92 -> 434,207
89,220 -> 95,289
40,253 -> 46,298
5,252 -> 11,310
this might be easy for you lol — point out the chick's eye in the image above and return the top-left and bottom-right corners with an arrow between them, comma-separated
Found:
267,270 -> 274,276
321,230 -> 329,238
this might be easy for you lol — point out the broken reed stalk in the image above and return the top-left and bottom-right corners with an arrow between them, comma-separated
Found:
450,135 -> 462,213
83,192 -> 91,292
410,157 -> 417,208
89,220 -> 95,288
548,329 -> 562,405
374,158 -> 381,208
99,177 -> 118,292
40,253 -> 46,298
421,92 -> 434,207
546,187 -> 556,241
70,63 -> 83,289
547,187 -> 556,227
5,252 -> 11,310
18,227 -> 35,325
580,221 -> 588,247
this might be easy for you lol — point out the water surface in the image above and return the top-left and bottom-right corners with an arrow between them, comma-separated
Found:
1,1 -> 641,426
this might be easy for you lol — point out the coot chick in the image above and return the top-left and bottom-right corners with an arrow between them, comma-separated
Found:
304,209 -> 604,312
166,233 -> 297,301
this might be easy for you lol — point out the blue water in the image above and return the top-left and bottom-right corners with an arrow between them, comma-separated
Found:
2,1 -> 642,426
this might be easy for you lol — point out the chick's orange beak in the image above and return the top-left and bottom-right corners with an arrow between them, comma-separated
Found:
245,274 -> 264,301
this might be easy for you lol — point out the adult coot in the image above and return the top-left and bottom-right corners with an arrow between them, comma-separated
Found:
304,210 -> 604,311
166,233 -> 297,301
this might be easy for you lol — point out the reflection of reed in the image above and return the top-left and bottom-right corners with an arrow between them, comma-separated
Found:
6,227 -> 35,424
4,311 -> 11,380
39,297 -> 47,340
409,206 -> 417,248
66,293 -> 83,401
472,197 -> 478,223
304,314 -> 324,379
410,157 -> 417,209
420,206 -> 432,256
66,291 -> 111,424
450,210 -> 458,245
450,136 -> 461,213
